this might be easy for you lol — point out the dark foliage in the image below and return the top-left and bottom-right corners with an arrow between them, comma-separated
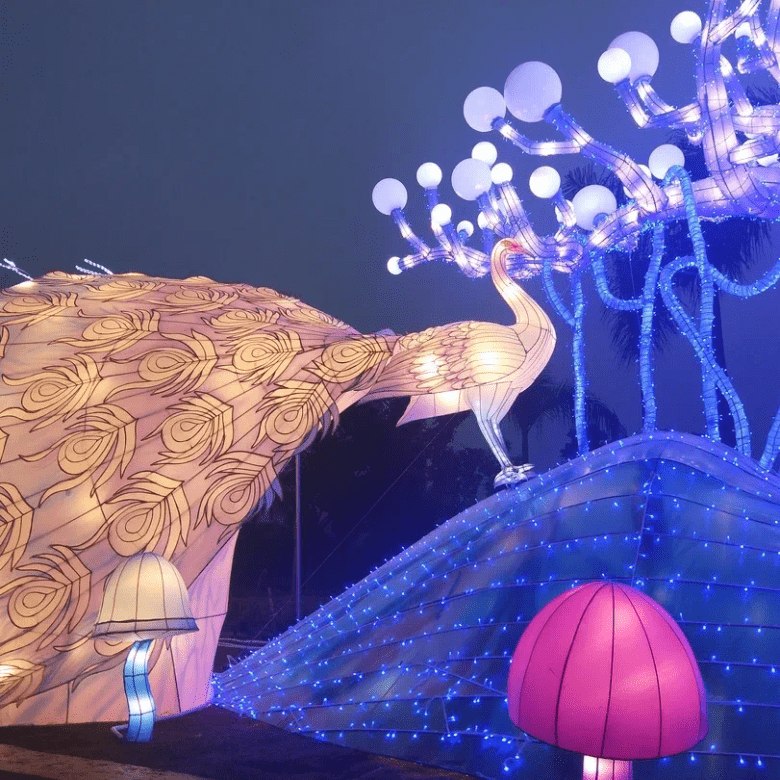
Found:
227,399 -> 496,637
504,369 -> 626,465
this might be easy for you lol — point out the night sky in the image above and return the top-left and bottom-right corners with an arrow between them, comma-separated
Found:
4,0 -> 780,469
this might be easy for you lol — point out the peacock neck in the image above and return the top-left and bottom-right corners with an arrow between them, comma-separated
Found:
490,240 -> 550,328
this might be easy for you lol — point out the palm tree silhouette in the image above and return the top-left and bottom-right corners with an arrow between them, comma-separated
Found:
504,369 -> 625,466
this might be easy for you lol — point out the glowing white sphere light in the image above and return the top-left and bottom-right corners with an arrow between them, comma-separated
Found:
387,257 -> 402,275
735,21 -> 751,39
609,32 -> 659,82
430,203 -> 453,226
529,166 -> 561,198
472,141 -> 498,166
372,178 -> 407,215
648,144 -> 685,179
572,184 -> 618,230
457,220 -> 474,237
463,87 -> 506,132
451,158 -> 492,200
504,61 -> 562,123
477,211 -> 489,229
491,163 -> 513,185
598,48 -> 632,84
416,162 -> 442,189
670,11 -> 703,43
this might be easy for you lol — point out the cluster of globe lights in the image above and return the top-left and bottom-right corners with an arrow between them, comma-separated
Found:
373,0 -> 780,466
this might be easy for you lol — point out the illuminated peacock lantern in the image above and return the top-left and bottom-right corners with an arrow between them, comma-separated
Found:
0,249 -> 552,724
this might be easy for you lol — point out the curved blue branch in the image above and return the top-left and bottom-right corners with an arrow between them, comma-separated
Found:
571,270 -> 588,454
659,256 -> 751,455
542,255 -> 574,327
640,224 -> 665,432
590,255 -> 643,311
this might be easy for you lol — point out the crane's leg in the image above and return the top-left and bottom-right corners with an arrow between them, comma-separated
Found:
468,385 -> 535,488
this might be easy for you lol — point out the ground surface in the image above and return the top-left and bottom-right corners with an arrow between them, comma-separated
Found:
0,705 -> 476,780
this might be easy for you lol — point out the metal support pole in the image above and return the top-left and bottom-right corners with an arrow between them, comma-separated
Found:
294,452 -> 301,622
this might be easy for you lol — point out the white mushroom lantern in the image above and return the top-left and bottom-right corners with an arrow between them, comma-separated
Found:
94,552 -> 198,742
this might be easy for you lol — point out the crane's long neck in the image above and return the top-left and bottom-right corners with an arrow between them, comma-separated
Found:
490,239 -> 552,333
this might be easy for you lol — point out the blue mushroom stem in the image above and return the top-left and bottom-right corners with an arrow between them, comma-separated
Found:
123,638 -> 155,742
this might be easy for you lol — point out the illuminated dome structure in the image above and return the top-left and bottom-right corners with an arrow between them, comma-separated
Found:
215,433 -> 780,778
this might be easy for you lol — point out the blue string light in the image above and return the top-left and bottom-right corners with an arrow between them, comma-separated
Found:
214,432 -> 780,779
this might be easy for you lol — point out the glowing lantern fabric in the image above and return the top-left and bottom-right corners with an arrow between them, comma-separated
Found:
0,271 -> 400,725
0,264 -> 553,725
507,581 -> 708,760
94,552 -> 197,642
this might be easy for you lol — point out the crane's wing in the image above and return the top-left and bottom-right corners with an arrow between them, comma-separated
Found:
360,321 -> 526,402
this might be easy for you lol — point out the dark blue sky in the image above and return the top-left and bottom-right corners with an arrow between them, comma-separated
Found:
4,0 -> 780,467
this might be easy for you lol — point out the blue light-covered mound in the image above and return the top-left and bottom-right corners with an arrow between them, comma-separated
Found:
214,432 -> 780,779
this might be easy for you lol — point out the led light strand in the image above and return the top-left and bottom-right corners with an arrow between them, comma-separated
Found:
640,224 -> 666,432
571,269 -> 589,454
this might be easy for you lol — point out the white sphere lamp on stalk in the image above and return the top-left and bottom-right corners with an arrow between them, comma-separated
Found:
572,184 -> 618,230
609,31 -> 659,82
372,178 -> 408,215
463,87 -> 506,132
529,166 -> 562,199
451,158 -> 493,200
504,61 -> 562,122
416,163 -> 442,189
670,11 -> 703,44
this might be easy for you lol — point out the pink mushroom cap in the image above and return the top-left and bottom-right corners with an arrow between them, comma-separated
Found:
507,581 -> 707,760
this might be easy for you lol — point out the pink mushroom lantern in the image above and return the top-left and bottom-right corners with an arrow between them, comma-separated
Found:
507,581 -> 707,780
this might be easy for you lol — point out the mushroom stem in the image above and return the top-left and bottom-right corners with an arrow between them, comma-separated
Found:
123,638 -> 156,742
582,756 -> 633,780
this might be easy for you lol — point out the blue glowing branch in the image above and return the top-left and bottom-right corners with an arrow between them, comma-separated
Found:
709,248 -> 780,467
719,55 -> 754,116
736,17 -> 779,76
123,638 -> 155,742
542,256 -> 588,454
475,193 -> 513,240
660,256 -> 751,455
493,118 -> 581,156
544,105 -> 665,214
760,409 -> 780,469
622,78 -> 702,134
711,257 -> 780,297
640,224 -> 665,432
590,256 -> 643,312
492,183 -> 547,257
571,270 -> 588,455
710,257 -> 780,467
709,0 -> 761,44
587,223 -> 663,433
674,167 -> 720,440
542,255 -> 574,328
480,227 -> 495,256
